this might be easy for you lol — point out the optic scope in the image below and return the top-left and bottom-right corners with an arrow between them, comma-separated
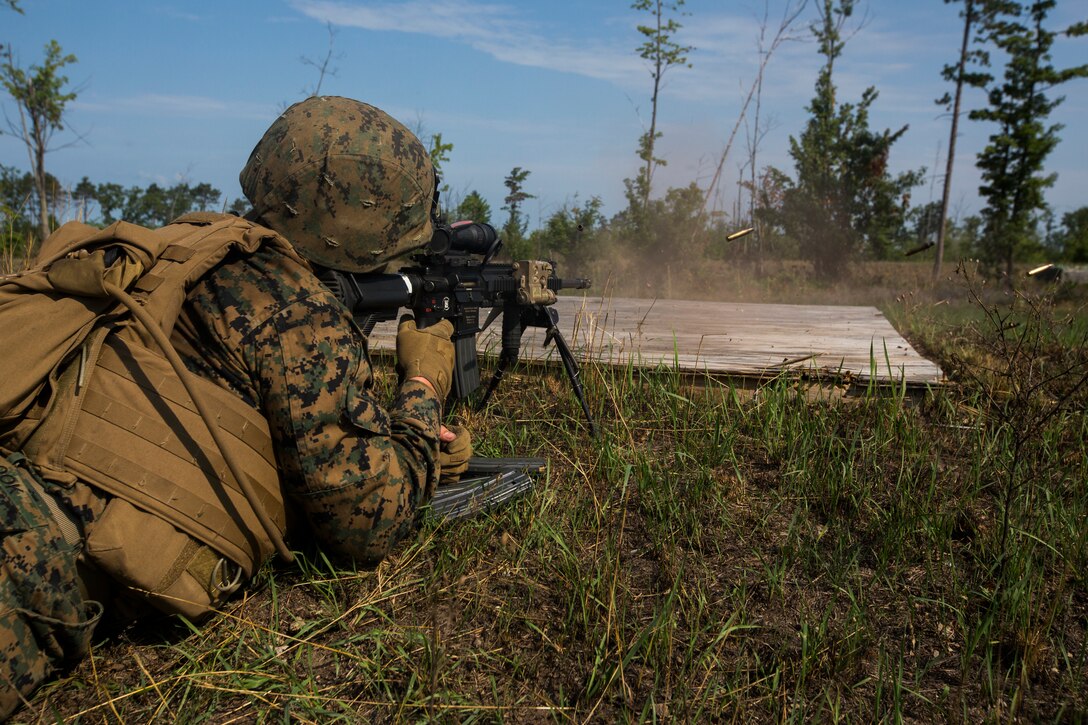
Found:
427,221 -> 501,258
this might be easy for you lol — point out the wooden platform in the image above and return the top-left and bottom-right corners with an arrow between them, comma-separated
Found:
367,296 -> 945,389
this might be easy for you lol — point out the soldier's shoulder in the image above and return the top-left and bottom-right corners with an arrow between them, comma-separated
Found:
191,244 -> 336,330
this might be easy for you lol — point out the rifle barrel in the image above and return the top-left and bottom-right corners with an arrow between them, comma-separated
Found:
554,277 -> 592,290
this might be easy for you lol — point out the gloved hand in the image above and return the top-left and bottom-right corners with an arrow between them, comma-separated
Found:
396,316 -> 455,401
438,424 -> 472,485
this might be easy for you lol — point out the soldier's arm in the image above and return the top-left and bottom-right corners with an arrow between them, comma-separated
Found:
250,292 -> 443,563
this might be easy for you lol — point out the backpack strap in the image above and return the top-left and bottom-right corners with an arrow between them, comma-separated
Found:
126,213 -> 305,343
98,214 -> 302,564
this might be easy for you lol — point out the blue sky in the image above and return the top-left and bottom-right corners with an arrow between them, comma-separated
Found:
2,0 -> 1085,230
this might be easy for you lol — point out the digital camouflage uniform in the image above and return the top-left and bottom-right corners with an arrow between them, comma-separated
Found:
0,96 -> 446,718
174,244 -> 442,560
0,457 -> 101,717
0,245 -> 444,718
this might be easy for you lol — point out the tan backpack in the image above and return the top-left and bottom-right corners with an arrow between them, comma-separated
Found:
1,213 -> 299,617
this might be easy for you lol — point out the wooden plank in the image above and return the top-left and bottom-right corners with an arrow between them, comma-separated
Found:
366,296 -> 945,386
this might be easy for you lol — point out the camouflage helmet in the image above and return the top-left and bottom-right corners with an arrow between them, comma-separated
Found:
240,96 -> 435,273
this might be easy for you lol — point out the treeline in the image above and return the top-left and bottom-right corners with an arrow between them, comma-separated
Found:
1,165 -> 245,256
445,172 -> 1087,284
5,160 -> 1085,281
72,178 -> 245,227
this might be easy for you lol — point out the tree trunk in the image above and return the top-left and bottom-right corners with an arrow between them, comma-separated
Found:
33,120 -> 50,245
642,0 -> 663,210
934,0 -> 974,281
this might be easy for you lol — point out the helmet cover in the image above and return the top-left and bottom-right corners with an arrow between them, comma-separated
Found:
240,96 -> 434,273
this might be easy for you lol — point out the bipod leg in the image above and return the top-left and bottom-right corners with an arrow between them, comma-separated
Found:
541,315 -> 598,438
477,350 -> 516,411
478,302 -> 527,412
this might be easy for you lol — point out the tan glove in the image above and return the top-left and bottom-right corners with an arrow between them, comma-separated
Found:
396,317 -> 455,401
438,424 -> 472,485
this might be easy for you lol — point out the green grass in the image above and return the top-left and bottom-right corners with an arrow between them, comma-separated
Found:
20,271 -> 1088,723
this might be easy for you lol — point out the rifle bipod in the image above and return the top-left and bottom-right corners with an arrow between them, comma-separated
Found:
476,304 -> 598,437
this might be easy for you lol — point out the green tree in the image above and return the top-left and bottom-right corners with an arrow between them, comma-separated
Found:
1054,206 -> 1088,263
227,197 -> 249,216
528,196 -> 605,265
78,180 -> 222,227
650,183 -> 708,252
955,214 -> 986,260
501,167 -> 534,258
454,190 -> 491,224
614,180 -> 714,267
631,0 -> 692,210
748,166 -> 802,260
0,163 -> 63,241
970,0 -> 1087,279
1,163 -> 35,254
91,181 -> 125,224
907,200 -> 944,250
427,132 -> 454,220
1,40 -> 78,245
427,132 -> 453,177
73,175 -> 97,220
190,182 -> 220,212
775,0 -> 922,278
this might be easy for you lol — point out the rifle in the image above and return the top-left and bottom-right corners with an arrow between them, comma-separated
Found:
318,220 -> 598,437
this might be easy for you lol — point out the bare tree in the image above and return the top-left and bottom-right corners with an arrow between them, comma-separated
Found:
301,21 -> 341,97
933,0 -> 992,279
744,65 -> 780,270
702,0 -> 808,215
1,40 -> 79,244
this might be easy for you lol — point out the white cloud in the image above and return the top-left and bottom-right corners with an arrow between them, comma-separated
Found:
287,0 -> 826,106
156,5 -> 203,22
291,0 -> 523,41
290,0 -> 645,84
72,94 -> 277,121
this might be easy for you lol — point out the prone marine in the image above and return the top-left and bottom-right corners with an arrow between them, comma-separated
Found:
0,96 -> 470,717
